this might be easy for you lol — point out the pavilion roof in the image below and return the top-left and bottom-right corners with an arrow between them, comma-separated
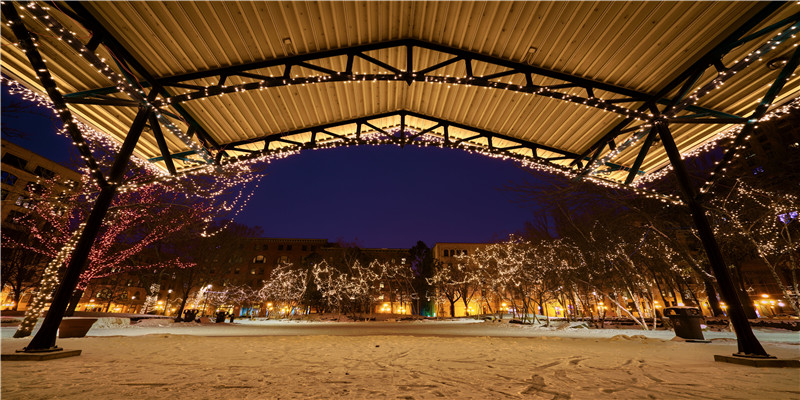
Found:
2,1 -> 798,183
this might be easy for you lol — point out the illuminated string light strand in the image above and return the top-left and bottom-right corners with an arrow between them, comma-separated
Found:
634,98 -> 800,187
17,1 -> 213,164
588,19 -> 800,179
1,76 -> 165,177
13,223 -> 85,339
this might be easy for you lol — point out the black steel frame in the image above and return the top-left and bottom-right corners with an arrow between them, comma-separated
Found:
200,110 -> 649,179
66,38 -> 737,123
4,1 -> 797,359
581,9 -> 800,178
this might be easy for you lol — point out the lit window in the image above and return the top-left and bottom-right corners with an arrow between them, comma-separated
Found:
253,255 -> 266,263
15,195 -> 32,208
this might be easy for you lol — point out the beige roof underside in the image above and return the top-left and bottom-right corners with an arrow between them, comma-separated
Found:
2,1 -> 799,182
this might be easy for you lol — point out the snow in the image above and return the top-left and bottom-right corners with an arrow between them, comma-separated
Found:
2,319 -> 799,399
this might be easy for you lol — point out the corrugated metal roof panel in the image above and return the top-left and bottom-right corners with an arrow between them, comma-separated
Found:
2,1 -> 798,183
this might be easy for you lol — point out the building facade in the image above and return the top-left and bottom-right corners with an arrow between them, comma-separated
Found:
1,139 -> 81,224
1,139 -> 81,310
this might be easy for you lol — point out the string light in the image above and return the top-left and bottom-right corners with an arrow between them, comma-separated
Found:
588,19 -> 800,181
17,1 -> 214,165
634,98 -> 800,187
13,223 -> 85,339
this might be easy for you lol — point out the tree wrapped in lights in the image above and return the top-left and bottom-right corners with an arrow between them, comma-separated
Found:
203,285 -> 259,319
311,260 -> 375,320
168,221 -> 262,318
427,260 -> 464,318
1,228 -> 45,311
372,259 -> 413,315
258,263 -> 309,319
13,225 -> 84,338
2,175 -> 205,314
710,180 -> 800,316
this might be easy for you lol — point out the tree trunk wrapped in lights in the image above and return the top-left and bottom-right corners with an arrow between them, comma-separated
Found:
13,225 -> 84,338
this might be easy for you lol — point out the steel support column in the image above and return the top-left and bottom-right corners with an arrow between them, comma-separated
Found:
1,2 -> 107,186
24,105 -> 152,352
655,121 -> 769,358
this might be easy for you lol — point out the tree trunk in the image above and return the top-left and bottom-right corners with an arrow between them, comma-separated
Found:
176,294 -> 190,319
65,289 -> 84,316
11,289 -> 22,311
703,279 -> 725,316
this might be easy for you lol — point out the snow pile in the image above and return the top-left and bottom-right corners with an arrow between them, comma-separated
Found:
131,318 -> 173,328
91,317 -> 130,329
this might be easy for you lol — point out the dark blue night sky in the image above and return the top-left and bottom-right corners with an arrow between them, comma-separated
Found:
2,87 -> 545,249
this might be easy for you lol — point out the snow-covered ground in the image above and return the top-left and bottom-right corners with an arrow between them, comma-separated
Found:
2,319 -> 799,399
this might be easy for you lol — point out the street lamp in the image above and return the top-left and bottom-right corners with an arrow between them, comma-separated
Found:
163,289 -> 173,316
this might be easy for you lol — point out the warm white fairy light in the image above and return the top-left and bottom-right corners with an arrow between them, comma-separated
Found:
13,223 -> 85,339
6,1 -> 693,207
18,1 -> 213,164
588,19 -> 800,181
257,262 -> 309,315
1,77 -> 165,177
4,75 -> 264,236
709,180 -> 800,314
634,98 -> 800,188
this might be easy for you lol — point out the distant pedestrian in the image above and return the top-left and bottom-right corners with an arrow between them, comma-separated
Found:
228,313 -> 235,323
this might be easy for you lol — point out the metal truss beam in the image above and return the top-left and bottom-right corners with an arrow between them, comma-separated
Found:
577,4 -> 795,176
697,45 -> 800,201
2,2 -> 107,187
185,110 -> 642,177
62,1 -> 222,152
582,10 -> 800,179
66,39 -> 732,123
17,1 -> 215,165
149,114 -> 177,175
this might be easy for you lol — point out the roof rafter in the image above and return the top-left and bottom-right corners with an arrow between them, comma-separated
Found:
155,110 -> 643,177
577,4 -> 798,177
65,38 -> 733,123
62,1 -> 223,152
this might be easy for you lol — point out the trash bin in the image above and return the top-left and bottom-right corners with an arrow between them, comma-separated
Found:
664,306 -> 705,341
215,311 -> 227,323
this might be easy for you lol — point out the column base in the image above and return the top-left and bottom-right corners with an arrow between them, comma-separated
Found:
715,354 -> 799,368
2,349 -> 81,361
